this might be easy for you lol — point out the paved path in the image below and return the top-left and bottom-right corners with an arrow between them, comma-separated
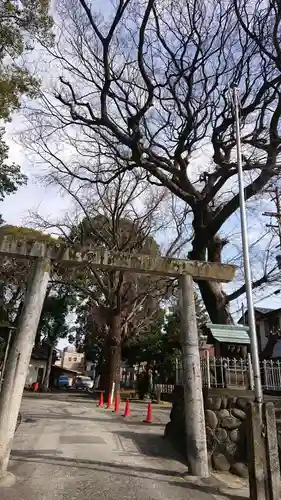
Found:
1,395 -> 248,500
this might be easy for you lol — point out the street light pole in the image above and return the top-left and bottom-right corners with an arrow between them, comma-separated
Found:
232,86 -> 263,405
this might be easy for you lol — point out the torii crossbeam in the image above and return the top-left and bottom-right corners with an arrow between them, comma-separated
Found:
0,236 -> 235,281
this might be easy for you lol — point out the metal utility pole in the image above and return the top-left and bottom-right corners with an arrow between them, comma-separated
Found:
232,87 -> 263,405
179,274 -> 209,478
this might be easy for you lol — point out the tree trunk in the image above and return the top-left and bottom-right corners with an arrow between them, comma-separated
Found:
190,233 -> 233,324
100,311 -> 121,400
260,336 -> 278,361
41,344 -> 53,392
94,347 -> 105,384
198,280 -> 233,324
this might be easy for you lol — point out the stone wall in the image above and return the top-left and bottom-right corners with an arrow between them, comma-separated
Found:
204,388 -> 254,477
164,386 -> 255,478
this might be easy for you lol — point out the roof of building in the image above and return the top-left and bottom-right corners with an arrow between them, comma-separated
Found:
31,343 -> 61,362
206,323 -> 250,345
31,343 -> 49,361
63,345 -> 77,353
255,307 -> 276,315
238,306 -> 281,324
51,365 -> 79,375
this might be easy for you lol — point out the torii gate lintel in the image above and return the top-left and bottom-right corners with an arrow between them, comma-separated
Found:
0,236 -> 236,282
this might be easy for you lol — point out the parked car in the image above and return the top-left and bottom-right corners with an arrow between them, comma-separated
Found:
58,375 -> 70,388
74,376 -> 94,391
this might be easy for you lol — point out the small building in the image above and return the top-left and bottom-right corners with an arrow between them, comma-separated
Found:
55,345 -> 85,373
205,323 -> 250,358
201,324 -> 251,389
239,307 -> 281,357
25,344 -> 49,388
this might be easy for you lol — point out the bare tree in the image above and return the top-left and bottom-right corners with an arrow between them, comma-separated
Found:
22,0 -> 281,324
31,171 -> 179,396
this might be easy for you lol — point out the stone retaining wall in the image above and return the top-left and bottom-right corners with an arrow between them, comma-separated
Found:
204,388 -> 254,477
164,386 -> 255,478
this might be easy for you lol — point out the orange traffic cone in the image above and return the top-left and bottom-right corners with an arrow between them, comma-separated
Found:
144,402 -> 153,423
107,393 -> 111,409
123,399 -> 130,417
98,392 -> 104,407
113,394 -> 119,413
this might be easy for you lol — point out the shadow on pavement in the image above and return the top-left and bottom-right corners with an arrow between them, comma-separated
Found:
22,412 -> 165,427
11,450 -> 184,477
9,451 -> 246,500
116,419 -> 165,427
168,480 -> 247,500
23,393 -> 95,404
22,414 -> 113,423
115,429 -> 187,463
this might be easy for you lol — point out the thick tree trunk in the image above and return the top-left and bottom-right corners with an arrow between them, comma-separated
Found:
198,280 -> 233,324
41,344 -> 53,392
190,232 -> 233,325
260,336 -> 278,361
100,311 -> 121,400
94,347 -> 105,384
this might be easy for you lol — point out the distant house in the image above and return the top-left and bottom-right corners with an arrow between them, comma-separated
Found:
25,344 -> 49,388
55,345 -> 85,373
239,307 -> 281,358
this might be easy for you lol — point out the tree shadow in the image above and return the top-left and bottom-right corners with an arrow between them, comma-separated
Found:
22,412 -> 166,427
23,392 -> 95,403
10,450 -> 184,478
168,480 -> 248,500
22,413 -> 113,423
115,429 -> 188,465
10,451 -> 248,499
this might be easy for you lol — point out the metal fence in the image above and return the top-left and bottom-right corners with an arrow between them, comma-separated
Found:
174,353 -> 281,392
200,353 -> 254,389
154,384 -> 175,394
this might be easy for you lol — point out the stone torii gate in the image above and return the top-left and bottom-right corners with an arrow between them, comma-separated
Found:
0,236 -> 235,483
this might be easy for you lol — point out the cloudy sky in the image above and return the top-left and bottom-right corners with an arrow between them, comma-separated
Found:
2,0 -> 281,356
2,120 -> 281,322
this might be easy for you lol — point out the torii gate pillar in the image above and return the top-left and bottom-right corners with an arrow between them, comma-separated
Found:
180,274 -> 209,478
0,258 -> 50,478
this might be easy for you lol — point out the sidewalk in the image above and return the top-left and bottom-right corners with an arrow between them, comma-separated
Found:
0,396 -> 249,500
99,399 -> 249,498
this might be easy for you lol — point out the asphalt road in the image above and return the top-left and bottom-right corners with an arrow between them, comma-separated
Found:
0,394 -> 248,500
